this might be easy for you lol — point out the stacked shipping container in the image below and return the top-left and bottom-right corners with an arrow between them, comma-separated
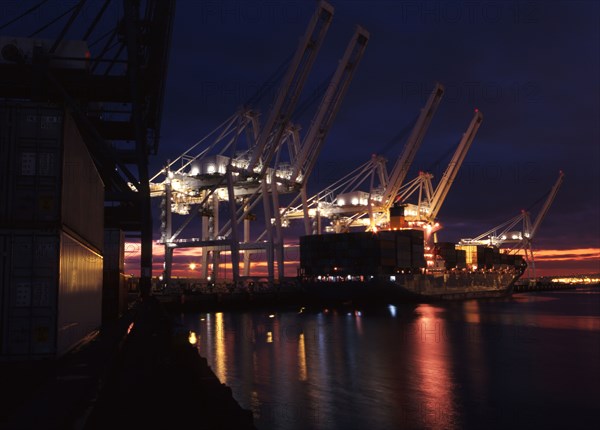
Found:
434,242 -> 467,269
456,244 -> 523,269
299,229 -> 426,276
0,102 -> 104,359
300,232 -> 527,278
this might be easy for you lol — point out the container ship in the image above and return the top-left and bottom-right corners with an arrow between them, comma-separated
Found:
298,228 -> 527,303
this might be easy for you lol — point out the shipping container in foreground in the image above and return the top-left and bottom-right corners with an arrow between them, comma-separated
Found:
0,102 -> 104,252
0,229 -> 103,359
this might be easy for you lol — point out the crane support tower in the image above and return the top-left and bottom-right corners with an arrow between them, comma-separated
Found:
149,2 -> 370,287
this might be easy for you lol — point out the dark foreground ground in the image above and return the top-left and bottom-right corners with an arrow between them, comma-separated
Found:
0,296 -> 256,430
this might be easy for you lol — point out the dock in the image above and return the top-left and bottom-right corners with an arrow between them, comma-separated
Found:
0,296 -> 256,430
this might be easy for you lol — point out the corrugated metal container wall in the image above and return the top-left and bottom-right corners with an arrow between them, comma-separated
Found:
1,230 -> 60,358
0,230 -> 102,359
396,239 -> 412,267
300,230 -> 432,274
409,230 -> 426,269
0,102 -> 103,252
57,231 -> 102,356
61,113 -> 104,251
456,250 -> 467,268
0,103 -> 63,225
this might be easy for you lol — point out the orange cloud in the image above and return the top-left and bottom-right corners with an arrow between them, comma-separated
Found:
530,248 -> 600,262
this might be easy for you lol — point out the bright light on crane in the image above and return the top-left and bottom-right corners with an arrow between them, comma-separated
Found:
146,2 -> 372,285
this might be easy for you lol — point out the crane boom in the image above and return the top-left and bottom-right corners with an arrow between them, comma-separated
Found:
529,171 -> 565,239
290,25 -> 370,184
246,1 -> 334,173
382,83 -> 445,211
428,109 -> 483,220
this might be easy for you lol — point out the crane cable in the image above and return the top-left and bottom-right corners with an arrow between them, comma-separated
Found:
244,52 -> 293,107
29,3 -> 79,37
526,188 -> 551,213
424,137 -> 461,173
0,0 -> 51,31
88,27 -> 115,48
292,71 -> 334,121
374,113 -> 419,157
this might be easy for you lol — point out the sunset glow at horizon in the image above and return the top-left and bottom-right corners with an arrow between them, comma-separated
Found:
123,241 -> 600,279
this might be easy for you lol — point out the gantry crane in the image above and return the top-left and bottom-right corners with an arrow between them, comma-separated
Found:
153,0 -> 335,286
210,17 -> 368,284
337,83 -> 446,231
245,0 -> 335,175
289,26 -> 370,235
459,171 -> 565,280
283,83 -> 445,233
149,1 -> 369,285
244,25 -> 370,278
380,83 -> 445,216
396,109 -> 483,240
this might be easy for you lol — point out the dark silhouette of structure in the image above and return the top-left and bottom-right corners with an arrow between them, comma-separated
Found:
0,0 -> 176,296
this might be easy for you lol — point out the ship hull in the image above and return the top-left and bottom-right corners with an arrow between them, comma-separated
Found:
300,269 -> 524,303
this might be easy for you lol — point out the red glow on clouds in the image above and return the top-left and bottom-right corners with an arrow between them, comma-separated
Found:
519,248 -> 600,277
124,242 -> 600,279
531,248 -> 600,262
124,241 -> 299,278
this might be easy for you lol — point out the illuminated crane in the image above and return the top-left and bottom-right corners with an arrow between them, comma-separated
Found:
396,109 -> 483,240
150,1 -> 335,285
210,20 -> 368,283
246,0 -> 335,175
459,171 -> 565,280
283,83 -> 445,233
380,83 -> 445,215
428,110 -> 483,221
150,2 -> 369,285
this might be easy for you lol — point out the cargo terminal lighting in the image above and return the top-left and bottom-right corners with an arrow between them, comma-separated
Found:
148,2 -> 369,286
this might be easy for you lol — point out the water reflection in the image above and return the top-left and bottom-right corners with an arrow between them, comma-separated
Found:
412,305 -> 458,429
298,333 -> 307,381
459,301 -> 488,406
181,291 -> 600,430
215,312 -> 227,384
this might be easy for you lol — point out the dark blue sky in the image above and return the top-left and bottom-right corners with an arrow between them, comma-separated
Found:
2,0 -> 598,255
158,1 -> 599,251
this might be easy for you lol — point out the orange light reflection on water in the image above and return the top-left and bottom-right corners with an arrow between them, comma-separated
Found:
462,301 -> 487,401
215,312 -> 227,384
412,304 -> 457,429
298,333 -> 307,381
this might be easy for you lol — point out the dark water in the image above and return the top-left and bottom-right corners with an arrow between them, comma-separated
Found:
178,289 -> 600,430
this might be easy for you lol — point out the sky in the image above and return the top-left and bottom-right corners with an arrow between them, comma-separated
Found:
2,0 -> 599,277
154,0 -> 600,277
